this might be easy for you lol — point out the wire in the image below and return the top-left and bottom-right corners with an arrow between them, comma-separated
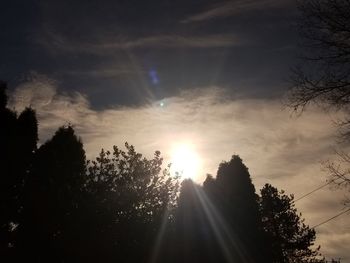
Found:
312,208 -> 350,229
294,180 -> 335,202
292,179 -> 349,229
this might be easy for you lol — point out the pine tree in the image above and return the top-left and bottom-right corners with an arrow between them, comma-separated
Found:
203,155 -> 272,263
259,184 -> 325,263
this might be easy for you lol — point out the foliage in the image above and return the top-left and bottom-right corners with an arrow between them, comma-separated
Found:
0,83 -> 38,260
260,184 -> 324,263
84,143 -> 179,261
169,179 -> 215,262
18,125 -> 86,262
202,155 -> 272,263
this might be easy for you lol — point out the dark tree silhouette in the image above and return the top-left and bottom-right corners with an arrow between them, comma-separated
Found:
0,82 -> 17,259
0,82 -> 38,260
287,0 -> 350,205
288,0 -> 350,115
0,81 -> 7,109
259,184 -> 324,263
18,126 -> 86,262
83,143 -> 179,262
202,155 -> 272,263
168,179 -> 219,263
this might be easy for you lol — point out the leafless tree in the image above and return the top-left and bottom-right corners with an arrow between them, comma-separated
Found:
288,0 -> 350,112
322,150 -> 350,204
287,0 -> 350,202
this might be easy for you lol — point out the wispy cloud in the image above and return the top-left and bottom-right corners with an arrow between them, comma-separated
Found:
39,31 -> 242,55
9,74 -> 350,261
61,68 -> 143,78
181,0 -> 292,23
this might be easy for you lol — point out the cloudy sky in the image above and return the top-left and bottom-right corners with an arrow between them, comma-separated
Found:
2,0 -> 350,261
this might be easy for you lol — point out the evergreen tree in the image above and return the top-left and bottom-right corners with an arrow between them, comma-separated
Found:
203,155 -> 272,263
169,179 -> 218,263
0,82 -> 38,260
259,184 -> 325,263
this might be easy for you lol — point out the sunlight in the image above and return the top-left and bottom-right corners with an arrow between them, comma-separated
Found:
170,143 -> 201,180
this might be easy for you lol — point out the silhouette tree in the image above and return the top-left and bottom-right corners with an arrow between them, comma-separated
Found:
0,82 -> 38,260
18,126 -> 86,262
0,81 -> 8,109
0,82 -> 17,259
287,0 -> 350,205
259,184 -> 324,263
168,179 -> 219,263
288,0 -> 350,116
83,143 -> 179,262
202,155 -> 272,263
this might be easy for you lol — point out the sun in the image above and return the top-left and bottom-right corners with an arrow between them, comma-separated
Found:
170,143 -> 201,180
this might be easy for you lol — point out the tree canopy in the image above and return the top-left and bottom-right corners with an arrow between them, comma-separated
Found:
0,83 -> 38,261
260,184 -> 324,263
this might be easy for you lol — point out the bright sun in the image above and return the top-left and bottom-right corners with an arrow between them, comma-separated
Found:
170,143 -> 201,180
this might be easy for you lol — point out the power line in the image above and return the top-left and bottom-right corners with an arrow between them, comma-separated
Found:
292,179 -> 350,229
294,180 -> 335,203
312,208 -> 350,229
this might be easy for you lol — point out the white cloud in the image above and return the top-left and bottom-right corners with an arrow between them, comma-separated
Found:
10,75 -> 350,262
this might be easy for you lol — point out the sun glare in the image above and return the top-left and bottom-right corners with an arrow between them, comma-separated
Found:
170,143 -> 201,180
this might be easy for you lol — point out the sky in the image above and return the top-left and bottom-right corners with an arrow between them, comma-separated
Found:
1,0 -> 350,261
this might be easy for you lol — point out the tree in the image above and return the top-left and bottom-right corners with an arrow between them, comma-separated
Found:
18,126 -> 86,262
322,150 -> 350,204
287,0 -> 350,203
202,155 -> 272,263
0,82 -> 38,260
169,179 -> 219,263
259,184 -> 325,263
0,81 -> 8,109
0,82 -> 17,259
288,0 -> 350,115
83,143 -> 179,262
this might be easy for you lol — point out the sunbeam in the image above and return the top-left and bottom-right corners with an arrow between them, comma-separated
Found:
193,186 -> 253,263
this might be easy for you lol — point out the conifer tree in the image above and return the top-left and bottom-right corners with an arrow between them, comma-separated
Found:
202,155 -> 272,263
260,184 -> 325,263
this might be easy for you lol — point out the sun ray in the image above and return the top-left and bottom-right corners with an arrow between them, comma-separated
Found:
193,186 -> 252,263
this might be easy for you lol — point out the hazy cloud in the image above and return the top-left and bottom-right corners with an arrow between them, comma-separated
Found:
39,31 -> 242,55
9,74 -> 350,262
181,0 -> 293,23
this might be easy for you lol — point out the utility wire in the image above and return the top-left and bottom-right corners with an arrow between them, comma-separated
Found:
294,180 -> 335,203
293,179 -> 349,229
312,208 -> 350,229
